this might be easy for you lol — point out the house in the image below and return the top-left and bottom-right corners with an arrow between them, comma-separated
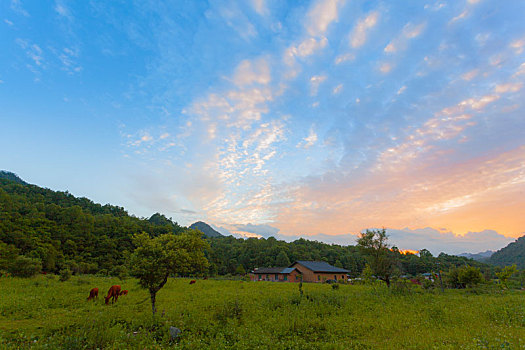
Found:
290,261 -> 349,283
250,261 -> 349,283
250,267 -> 301,282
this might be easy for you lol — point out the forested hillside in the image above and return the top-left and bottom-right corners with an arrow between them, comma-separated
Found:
0,172 -> 496,278
488,236 -> 525,268
0,175 -> 183,275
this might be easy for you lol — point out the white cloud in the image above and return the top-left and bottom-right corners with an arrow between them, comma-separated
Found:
384,22 -> 426,54
461,69 -> 479,81
4,19 -> 14,26
449,10 -> 468,24
350,11 -> 379,48
296,37 -> 328,58
397,85 -> 406,95
16,39 -> 44,67
379,62 -> 393,74
306,0 -> 346,37
233,58 -> 271,86
494,82 -> 522,94
54,1 -> 72,20
332,84 -> 343,94
334,53 -> 355,64
10,0 -> 29,17
251,0 -> 268,16
297,126 -> 318,149
513,62 -> 525,77
510,38 -> 525,55
387,228 -> 513,255
310,75 -> 327,95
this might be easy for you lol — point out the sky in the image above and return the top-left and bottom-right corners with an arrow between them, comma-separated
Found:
1,0 -> 524,255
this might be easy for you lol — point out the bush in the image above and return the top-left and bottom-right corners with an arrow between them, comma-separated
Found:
59,268 -> 72,282
8,256 -> 42,277
331,283 -> 340,290
109,265 -> 128,279
458,266 -> 484,288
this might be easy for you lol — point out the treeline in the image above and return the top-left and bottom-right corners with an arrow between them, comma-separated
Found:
0,175 -> 496,279
205,235 -> 495,278
0,178 -> 183,276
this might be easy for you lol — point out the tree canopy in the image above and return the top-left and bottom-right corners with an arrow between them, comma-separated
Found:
130,230 -> 209,314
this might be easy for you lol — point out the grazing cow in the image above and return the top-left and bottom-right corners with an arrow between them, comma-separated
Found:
105,285 -> 121,305
87,288 -> 99,301
189,280 -> 196,285
120,290 -> 128,296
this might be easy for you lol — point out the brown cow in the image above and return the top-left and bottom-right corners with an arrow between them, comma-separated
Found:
87,288 -> 98,301
105,285 -> 121,304
119,290 -> 128,296
189,280 -> 196,285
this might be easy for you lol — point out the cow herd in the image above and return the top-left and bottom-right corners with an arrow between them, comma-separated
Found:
86,285 -> 128,304
87,281 -> 197,304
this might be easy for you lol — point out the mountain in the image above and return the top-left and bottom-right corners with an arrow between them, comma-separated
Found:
0,171 -> 28,185
189,221 -> 223,238
457,250 -> 494,262
488,235 -> 525,268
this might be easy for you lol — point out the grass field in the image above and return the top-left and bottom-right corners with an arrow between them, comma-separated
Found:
0,275 -> 524,349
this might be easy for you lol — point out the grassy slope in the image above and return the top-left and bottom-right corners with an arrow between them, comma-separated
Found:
0,276 -> 524,349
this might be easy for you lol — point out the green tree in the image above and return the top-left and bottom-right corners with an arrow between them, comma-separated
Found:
130,229 -> 209,315
275,250 -> 291,267
361,264 -> 374,284
0,241 -> 19,274
357,228 -> 396,287
8,256 -> 42,277
458,265 -> 484,288
496,265 -> 517,289
235,264 -> 246,275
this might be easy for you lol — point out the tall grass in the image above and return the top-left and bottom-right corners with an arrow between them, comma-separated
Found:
0,275 -> 523,349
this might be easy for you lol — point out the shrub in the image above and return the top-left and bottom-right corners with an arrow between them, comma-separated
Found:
8,256 -> 42,277
458,266 -> 484,288
332,283 -> 340,290
109,265 -> 128,279
59,268 -> 72,282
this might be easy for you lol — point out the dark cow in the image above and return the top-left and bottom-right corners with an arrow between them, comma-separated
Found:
105,285 -> 121,305
87,287 -> 99,301
189,280 -> 196,285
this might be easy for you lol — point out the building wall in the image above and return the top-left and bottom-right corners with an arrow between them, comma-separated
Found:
250,270 -> 302,282
250,273 -> 280,282
290,262 -> 348,283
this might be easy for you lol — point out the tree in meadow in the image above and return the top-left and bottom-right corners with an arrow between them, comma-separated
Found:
496,265 -> 517,289
130,229 -> 209,315
357,228 -> 397,287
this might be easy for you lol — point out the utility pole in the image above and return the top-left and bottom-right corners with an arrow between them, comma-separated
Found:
437,262 -> 444,293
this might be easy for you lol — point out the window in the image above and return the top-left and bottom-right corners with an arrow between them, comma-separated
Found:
334,275 -> 337,280
275,274 -> 279,280
266,274 -> 269,280
317,275 -> 320,281
284,275 -> 287,281
258,275 -> 262,280
342,275 -> 344,280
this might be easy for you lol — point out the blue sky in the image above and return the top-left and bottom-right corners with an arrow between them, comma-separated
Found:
1,0 -> 524,254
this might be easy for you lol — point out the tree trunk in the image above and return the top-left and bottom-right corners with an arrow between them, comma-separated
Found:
150,291 -> 157,315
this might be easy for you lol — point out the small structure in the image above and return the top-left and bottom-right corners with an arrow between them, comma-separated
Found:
250,267 -> 301,282
250,261 -> 349,283
290,261 -> 349,283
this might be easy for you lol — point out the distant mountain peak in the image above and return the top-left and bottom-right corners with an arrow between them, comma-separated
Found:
0,171 -> 28,185
457,250 -> 494,262
189,221 -> 223,238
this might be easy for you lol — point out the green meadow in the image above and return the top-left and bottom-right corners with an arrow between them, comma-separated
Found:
1,275 -> 524,349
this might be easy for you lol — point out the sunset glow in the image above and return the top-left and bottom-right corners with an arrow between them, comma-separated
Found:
1,0 -> 524,254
